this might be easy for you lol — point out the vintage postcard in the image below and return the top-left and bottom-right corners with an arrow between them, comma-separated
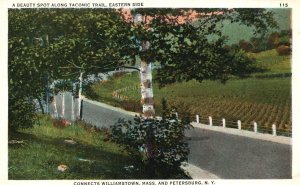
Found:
1,0 -> 300,185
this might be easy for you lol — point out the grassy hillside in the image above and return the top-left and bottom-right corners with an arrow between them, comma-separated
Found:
8,116 -> 138,179
85,49 -> 292,135
249,49 -> 291,74
221,9 -> 291,45
9,116 -> 188,179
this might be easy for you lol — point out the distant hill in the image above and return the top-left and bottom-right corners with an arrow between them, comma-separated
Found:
222,9 -> 291,45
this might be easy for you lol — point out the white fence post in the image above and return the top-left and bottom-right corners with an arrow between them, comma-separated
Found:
272,124 -> 277,136
222,118 -> 226,128
62,92 -> 65,118
196,115 -> 199,124
254,122 -> 258,133
209,116 -> 213,126
238,120 -> 241,130
53,96 -> 58,118
71,95 -> 74,121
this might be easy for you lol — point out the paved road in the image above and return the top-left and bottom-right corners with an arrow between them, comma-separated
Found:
50,92 -> 136,127
50,94 -> 292,179
81,98 -> 136,128
185,127 -> 291,179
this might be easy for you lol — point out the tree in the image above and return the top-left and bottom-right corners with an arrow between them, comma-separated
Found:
125,8 -> 277,86
47,9 -> 137,118
8,9 -> 54,130
268,32 -> 281,49
8,9 -> 136,130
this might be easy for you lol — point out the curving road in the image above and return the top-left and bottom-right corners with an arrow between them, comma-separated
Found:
81,98 -> 137,128
50,93 -> 292,179
50,92 -> 137,127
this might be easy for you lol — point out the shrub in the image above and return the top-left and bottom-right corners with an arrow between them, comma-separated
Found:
110,112 -> 191,178
8,97 -> 37,132
268,32 -> 280,49
239,40 -> 254,52
250,37 -> 269,53
279,29 -> 292,46
278,35 -> 290,46
276,45 -> 291,55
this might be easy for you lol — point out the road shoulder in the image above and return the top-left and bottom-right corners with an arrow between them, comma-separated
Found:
181,162 -> 220,179
191,122 -> 291,145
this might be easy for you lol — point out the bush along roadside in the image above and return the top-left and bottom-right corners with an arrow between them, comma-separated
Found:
110,109 -> 192,179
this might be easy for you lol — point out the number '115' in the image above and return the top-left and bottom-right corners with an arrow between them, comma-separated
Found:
280,3 -> 288,7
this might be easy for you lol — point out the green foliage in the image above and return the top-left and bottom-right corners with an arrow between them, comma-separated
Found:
111,110 -> 191,178
276,30 -> 291,46
47,9 -> 137,76
8,9 -> 135,130
242,29 -> 292,53
130,8 -> 277,86
232,9 -> 278,35
268,32 -> 281,48
8,98 -> 37,132
152,30 -> 259,86
273,29 -> 292,56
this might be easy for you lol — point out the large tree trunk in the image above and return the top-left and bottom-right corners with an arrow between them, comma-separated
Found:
140,61 -> 155,118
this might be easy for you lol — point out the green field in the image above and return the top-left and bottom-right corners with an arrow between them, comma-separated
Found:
85,49 -> 291,135
9,116 -> 188,179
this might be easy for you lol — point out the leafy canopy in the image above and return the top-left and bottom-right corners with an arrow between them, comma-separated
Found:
128,8 -> 277,86
8,9 -> 136,130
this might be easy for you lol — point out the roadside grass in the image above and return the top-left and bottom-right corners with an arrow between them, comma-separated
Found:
9,115 -> 189,179
84,49 -> 291,134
